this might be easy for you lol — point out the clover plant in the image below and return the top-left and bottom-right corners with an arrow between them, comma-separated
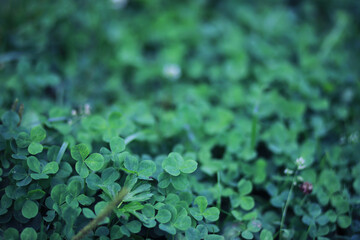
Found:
1,0 -> 360,239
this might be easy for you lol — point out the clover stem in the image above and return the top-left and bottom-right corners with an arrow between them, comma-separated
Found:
279,170 -> 298,240
72,187 -> 129,240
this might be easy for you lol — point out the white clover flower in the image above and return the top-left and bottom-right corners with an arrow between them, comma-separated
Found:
84,103 -> 91,115
111,0 -> 127,9
163,63 -> 181,80
296,157 -> 306,170
284,168 -> 294,175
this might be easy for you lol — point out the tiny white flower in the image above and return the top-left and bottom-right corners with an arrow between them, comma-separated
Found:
84,103 -> 91,115
111,0 -> 127,9
71,109 -> 77,116
163,63 -> 181,80
284,168 -> 294,175
296,157 -> 306,170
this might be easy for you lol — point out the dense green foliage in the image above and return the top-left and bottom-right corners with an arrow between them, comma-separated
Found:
1,0 -> 360,239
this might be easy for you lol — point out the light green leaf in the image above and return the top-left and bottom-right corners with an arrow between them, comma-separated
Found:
138,160 -> 156,177
195,196 -> 208,213
110,136 -> 125,153
241,230 -> 254,239
28,142 -> 43,155
20,227 -> 37,240
171,174 -> 189,190
75,161 -> 89,178
240,196 -> 255,210
22,200 -> 38,219
124,155 -> 139,172
43,162 -> 59,174
337,215 -> 351,228
30,126 -> 46,142
238,179 -> 253,196
260,229 -> 273,240
162,152 -> 183,176
71,143 -> 90,161
156,209 -> 172,223
85,153 -> 104,171
174,215 -> 191,231
27,156 -> 41,173
180,160 -> 198,174
203,207 -> 220,222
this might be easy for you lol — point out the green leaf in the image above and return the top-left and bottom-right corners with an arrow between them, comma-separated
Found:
68,180 -> 82,197
110,136 -> 125,153
75,161 -> 89,178
110,225 -> 123,239
241,230 -> 254,239
142,204 -> 155,218
83,208 -> 96,218
51,184 -> 67,205
4,227 -> 19,240
30,125 -> 46,142
158,172 -> 171,188
238,179 -> 253,196
308,203 -> 322,218
247,220 -> 262,233
27,156 -> 41,173
20,227 -> 37,240
28,142 -> 43,155
159,223 -> 176,235
195,196 -> 208,213
203,207 -> 220,222
171,174 -> 189,190
126,220 -> 142,233
205,235 -> 225,240
138,160 -> 156,177
124,155 -> 139,172
180,160 -> 198,174
240,196 -> 255,210
85,153 -> 104,171
77,194 -> 94,206
156,209 -> 172,223
260,229 -> 273,240
2,111 -> 20,127
27,189 -> 45,200
22,200 -> 38,219
71,143 -> 90,161
174,215 -> 192,231
337,215 -> 351,228
43,162 -> 59,174
16,132 -> 31,148
162,152 -> 183,176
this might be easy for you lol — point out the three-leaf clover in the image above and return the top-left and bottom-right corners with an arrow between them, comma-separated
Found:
27,156 -> 59,180
71,143 -> 104,178
16,126 -> 47,155
190,196 -> 220,222
158,152 -> 198,190
231,179 -> 255,211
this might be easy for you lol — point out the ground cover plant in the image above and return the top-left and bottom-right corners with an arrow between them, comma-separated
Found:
0,0 -> 360,239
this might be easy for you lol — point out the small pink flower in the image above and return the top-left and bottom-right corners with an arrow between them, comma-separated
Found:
299,182 -> 313,194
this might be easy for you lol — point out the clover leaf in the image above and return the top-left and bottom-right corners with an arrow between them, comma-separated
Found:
191,196 -> 220,222
162,152 -> 197,176
26,156 -> 59,180
71,143 -> 104,178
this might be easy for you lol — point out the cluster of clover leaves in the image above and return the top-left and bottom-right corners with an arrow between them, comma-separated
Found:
0,110 -> 229,240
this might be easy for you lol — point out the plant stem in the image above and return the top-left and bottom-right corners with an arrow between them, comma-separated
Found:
72,187 -> 129,240
279,170 -> 298,240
